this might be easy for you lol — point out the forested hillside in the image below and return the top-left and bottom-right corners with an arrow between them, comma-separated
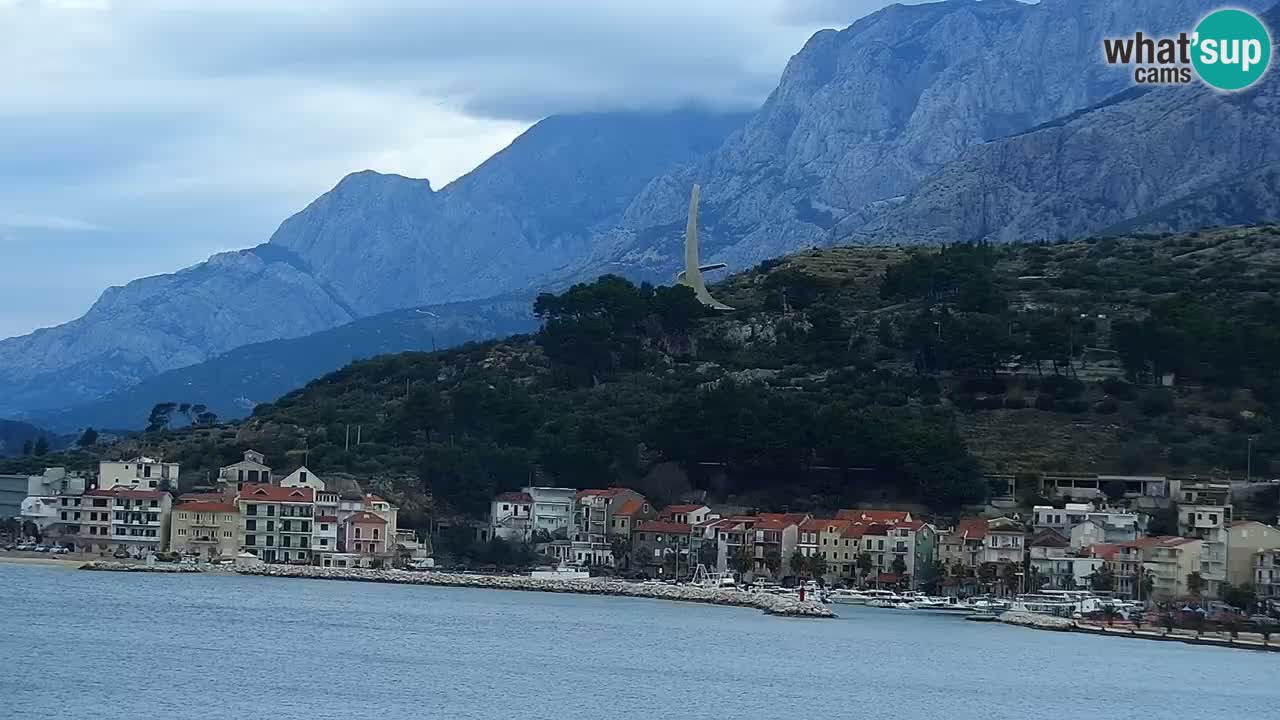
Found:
17,225 -> 1279,522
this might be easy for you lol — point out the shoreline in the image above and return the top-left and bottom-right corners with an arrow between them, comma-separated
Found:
0,556 -> 83,568
78,561 -> 835,618
999,611 -> 1280,653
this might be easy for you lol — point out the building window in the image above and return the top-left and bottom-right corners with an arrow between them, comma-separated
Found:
246,519 -> 257,531
372,528 -> 379,540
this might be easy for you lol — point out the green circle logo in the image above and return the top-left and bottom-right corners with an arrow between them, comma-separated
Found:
1192,8 -> 1272,91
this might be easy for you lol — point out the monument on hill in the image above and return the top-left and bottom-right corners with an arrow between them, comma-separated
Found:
675,184 -> 733,311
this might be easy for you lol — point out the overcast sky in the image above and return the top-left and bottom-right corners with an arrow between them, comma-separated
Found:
0,0 -> 903,339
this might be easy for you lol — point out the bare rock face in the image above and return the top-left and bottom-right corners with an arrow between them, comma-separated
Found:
585,0 -> 1272,277
850,65 -> 1280,243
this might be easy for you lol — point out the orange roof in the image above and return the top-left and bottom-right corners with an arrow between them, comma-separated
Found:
840,524 -> 869,540
495,491 -> 532,503
347,511 -> 386,525
315,515 -> 338,523
1087,543 -> 1121,560
958,517 -> 988,540
365,493 -> 390,505
614,498 -> 648,517
635,520 -> 692,534
576,488 -> 633,500
174,500 -> 238,514
239,484 -> 314,503
754,518 -> 792,531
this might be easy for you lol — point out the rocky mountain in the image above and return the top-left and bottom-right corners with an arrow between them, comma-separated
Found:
581,0 -> 1272,278
0,109 -> 747,415
30,296 -> 538,433
5,0 -> 1278,425
1107,162 -> 1280,235
849,41 -> 1280,244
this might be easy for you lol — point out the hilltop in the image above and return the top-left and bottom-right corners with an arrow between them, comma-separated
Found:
19,224 -> 1278,523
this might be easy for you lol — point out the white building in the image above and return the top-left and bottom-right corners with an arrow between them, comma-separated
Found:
99,457 -> 179,491
527,487 -> 576,538
280,466 -> 324,490
95,488 -> 173,556
1034,503 -> 1138,544
219,450 -> 271,486
491,491 -> 533,541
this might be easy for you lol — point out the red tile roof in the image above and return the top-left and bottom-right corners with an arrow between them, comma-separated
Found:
364,493 -> 391,506
757,512 -> 809,525
576,488 -> 632,500
315,515 -> 338,523
347,511 -> 387,525
958,517 -> 988,540
841,524 -> 869,540
239,484 -> 314,503
614,498 -> 648,517
174,500 -> 238,514
635,520 -> 692,534
1087,543 -> 1121,560
495,491 -> 532,503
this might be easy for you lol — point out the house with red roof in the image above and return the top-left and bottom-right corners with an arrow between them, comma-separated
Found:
345,511 -> 390,556
632,520 -> 693,578
657,504 -> 713,526
611,497 -> 656,546
237,484 -> 315,564
491,491 -> 534,542
573,487 -> 647,567
171,499 -> 240,561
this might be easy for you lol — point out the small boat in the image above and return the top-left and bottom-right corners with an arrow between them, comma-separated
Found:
828,589 -> 870,605
908,596 -> 972,613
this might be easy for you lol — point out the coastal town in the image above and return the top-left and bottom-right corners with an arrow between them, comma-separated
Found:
3,453 -> 1279,626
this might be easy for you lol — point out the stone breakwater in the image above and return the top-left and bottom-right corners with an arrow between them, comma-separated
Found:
80,561 -> 208,573
998,611 -> 1074,631
233,565 -> 835,618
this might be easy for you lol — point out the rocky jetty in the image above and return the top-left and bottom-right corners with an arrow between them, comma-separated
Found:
79,560 -> 207,573
998,611 -> 1075,631
234,565 -> 835,618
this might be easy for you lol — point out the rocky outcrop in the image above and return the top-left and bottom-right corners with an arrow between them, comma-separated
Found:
232,565 -> 834,618
851,65 -> 1280,244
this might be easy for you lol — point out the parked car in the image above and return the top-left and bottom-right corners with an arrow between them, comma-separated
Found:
33,544 -> 50,552
49,546 -> 70,555
17,542 -> 36,551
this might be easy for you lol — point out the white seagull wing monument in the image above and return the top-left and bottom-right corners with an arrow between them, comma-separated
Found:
674,184 -> 733,311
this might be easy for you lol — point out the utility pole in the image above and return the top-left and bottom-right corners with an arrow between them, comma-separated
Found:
1247,437 -> 1253,483
344,425 -> 350,451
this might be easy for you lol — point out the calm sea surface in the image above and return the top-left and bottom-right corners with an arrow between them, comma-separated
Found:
2,563 -> 1278,720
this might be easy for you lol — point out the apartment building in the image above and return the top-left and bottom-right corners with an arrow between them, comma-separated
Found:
170,500 -> 239,560
99,457 -> 179,491
238,484 -> 315,564
1146,537 -> 1203,600
574,488 -> 646,566
345,512 -> 389,556
982,517 -> 1026,565
97,488 -> 172,556
1255,549 -> 1280,608
632,520 -> 692,578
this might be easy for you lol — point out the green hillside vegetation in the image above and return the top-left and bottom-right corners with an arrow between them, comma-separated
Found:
11,225 -> 1280,523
